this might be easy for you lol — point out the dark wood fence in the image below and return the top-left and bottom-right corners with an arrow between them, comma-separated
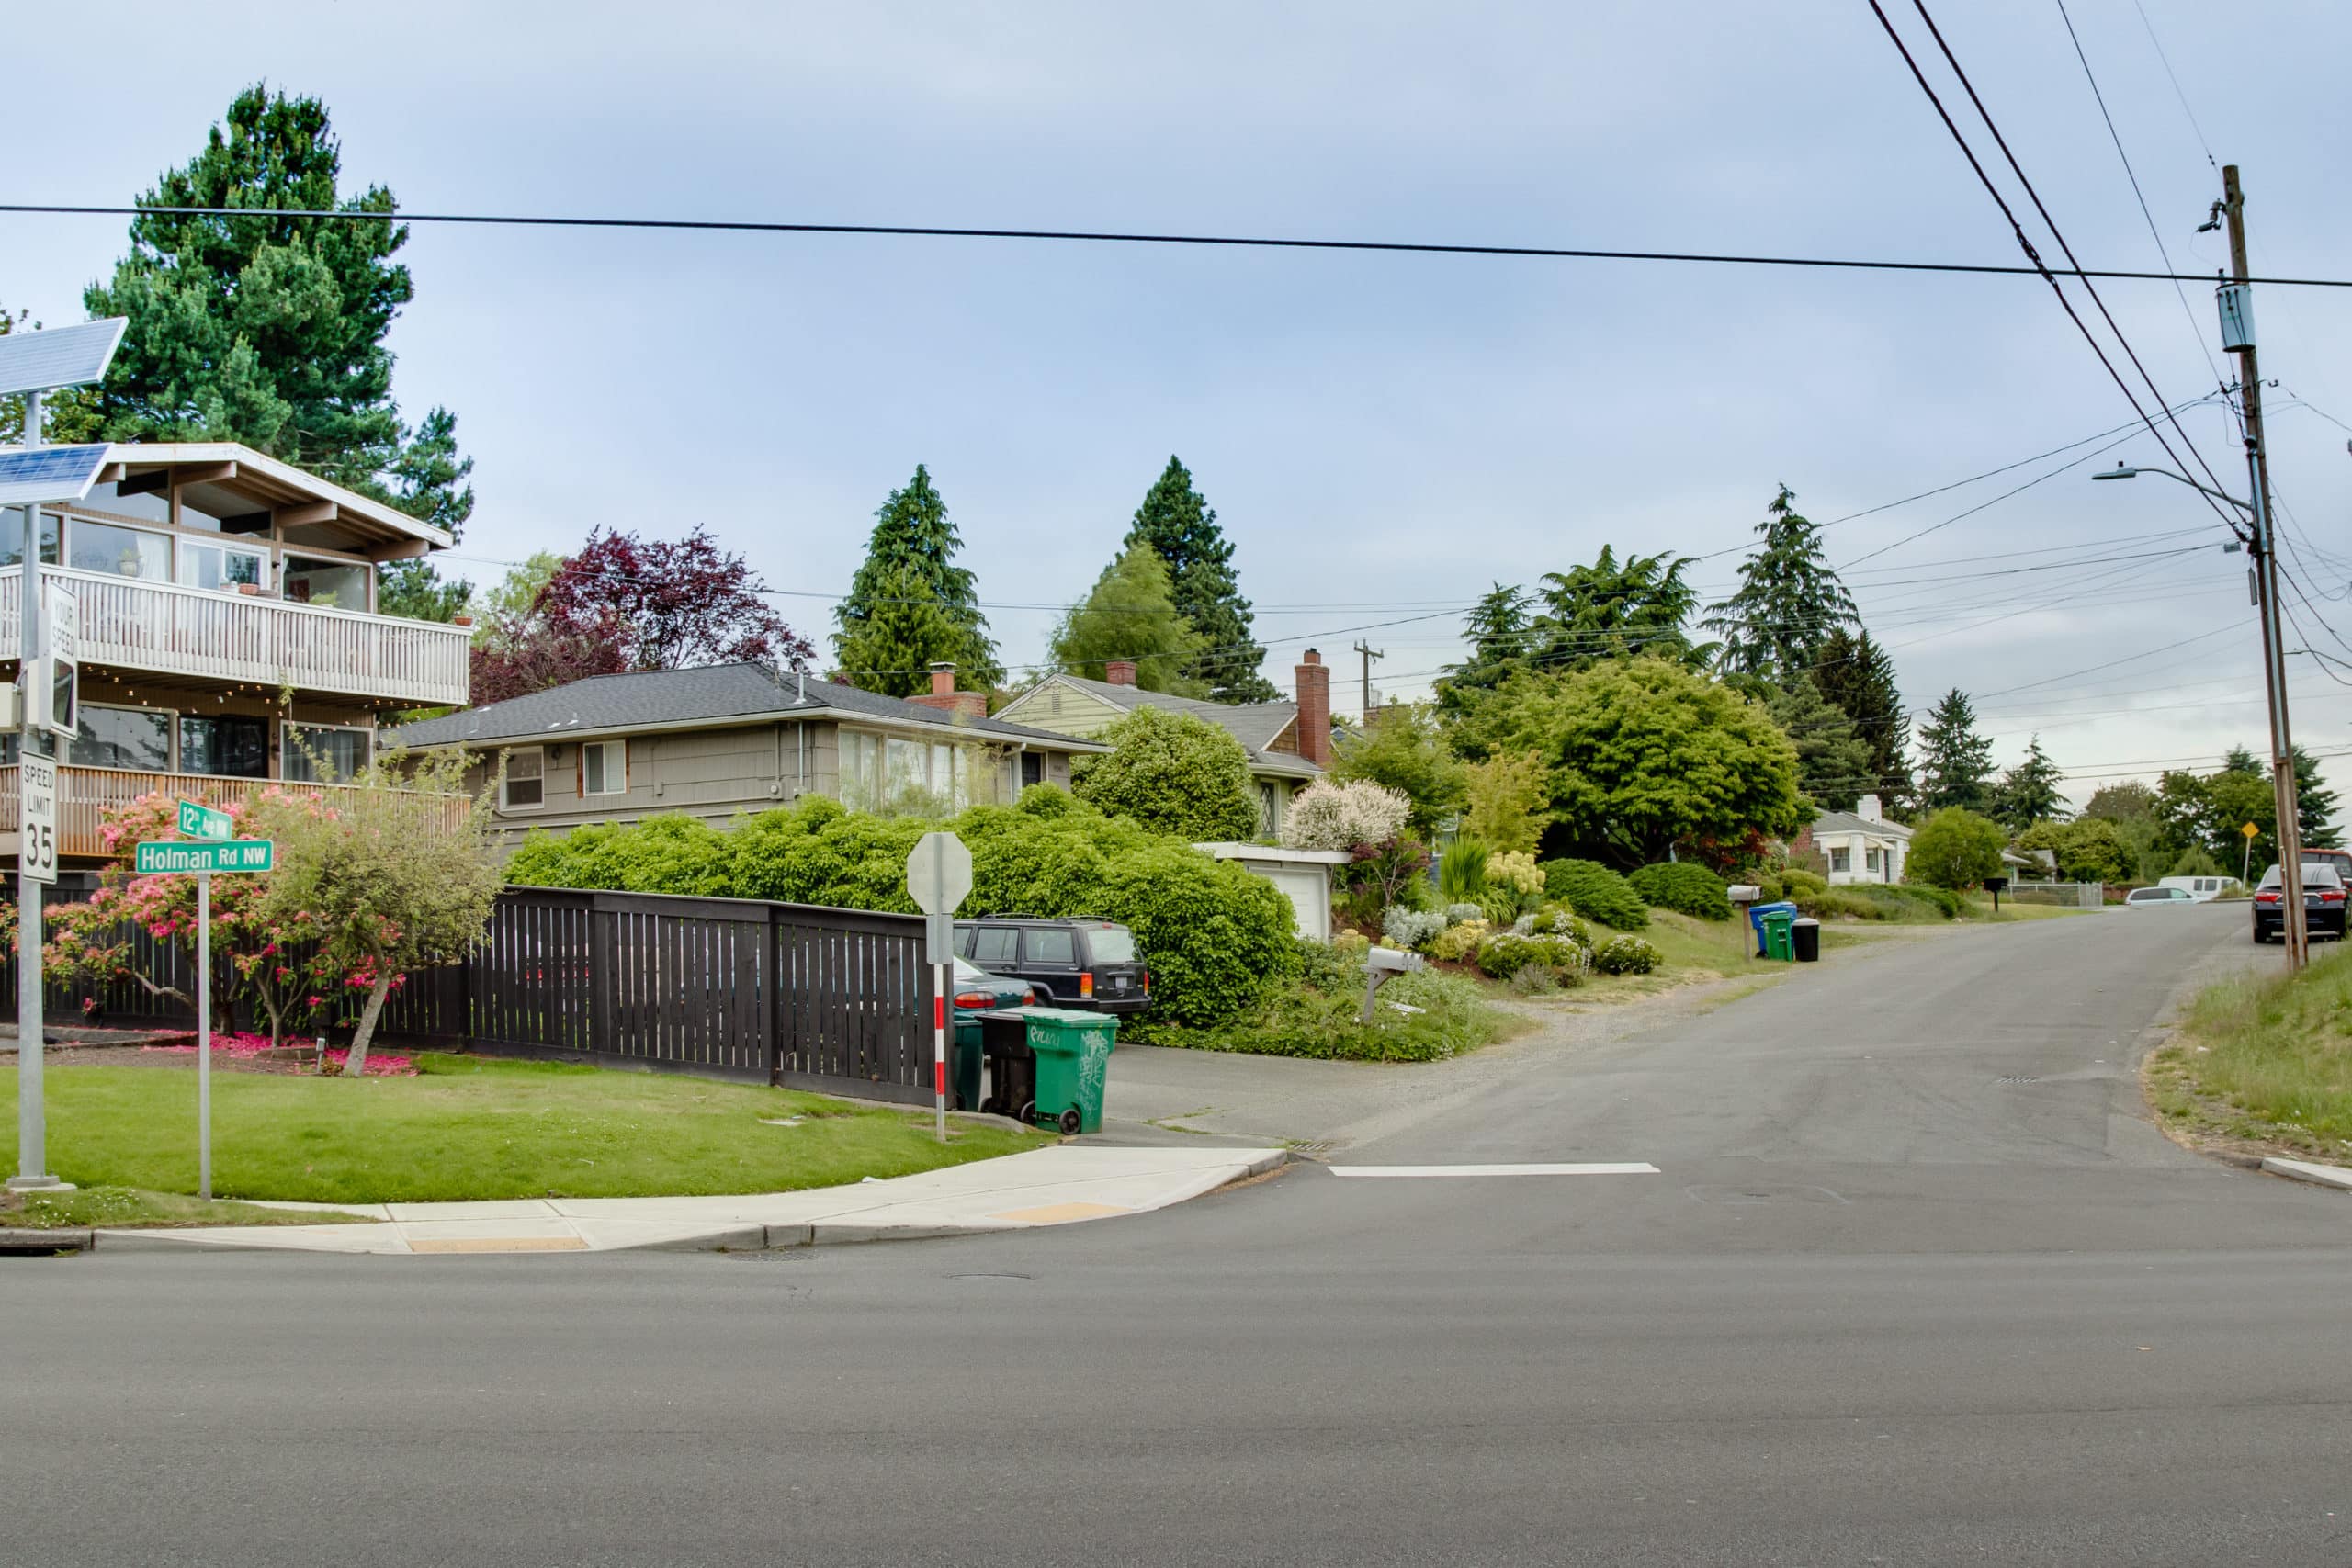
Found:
2,886 -> 943,1105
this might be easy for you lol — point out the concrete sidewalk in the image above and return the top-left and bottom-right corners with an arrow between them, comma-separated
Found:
96,1145 -> 1287,1257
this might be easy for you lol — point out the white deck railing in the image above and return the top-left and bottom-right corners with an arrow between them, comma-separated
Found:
0,565 -> 470,706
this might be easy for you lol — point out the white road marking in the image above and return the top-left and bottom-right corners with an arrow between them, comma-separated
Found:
1328,1162 -> 1660,1178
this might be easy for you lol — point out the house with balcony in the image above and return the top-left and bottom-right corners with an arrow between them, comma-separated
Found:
1,442 -> 471,885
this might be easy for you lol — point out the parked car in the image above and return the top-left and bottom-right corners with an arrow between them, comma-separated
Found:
2155,875 -> 2233,902
2305,846 -> 2352,884
2252,863 -> 2348,943
2124,886 -> 2198,908
955,916 -> 1150,1014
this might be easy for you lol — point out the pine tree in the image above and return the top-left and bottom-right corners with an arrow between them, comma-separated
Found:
1813,627 -> 1911,810
76,86 -> 477,615
1047,542 -> 1205,694
1124,457 -> 1275,704
1532,547 -> 1709,670
1761,674 -> 1876,813
833,465 -> 1001,694
2291,743 -> 2341,847
1994,736 -> 2069,829
1915,688 -> 1996,814
1702,486 -> 1859,680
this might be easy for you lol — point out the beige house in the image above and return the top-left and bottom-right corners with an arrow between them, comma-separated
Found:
992,650 -> 1333,839
1804,794 -> 1915,885
2,441 -> 469,886
388,661 -> 1106,845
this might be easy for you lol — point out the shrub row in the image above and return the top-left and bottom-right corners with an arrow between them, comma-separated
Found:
1538,859 -> 1649,930
504,787 -> 1298,1028
1628,862 -> 1734,920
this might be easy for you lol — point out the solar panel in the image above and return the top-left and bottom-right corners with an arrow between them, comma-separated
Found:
0,317 -> 129,398
0,445 -> 114,507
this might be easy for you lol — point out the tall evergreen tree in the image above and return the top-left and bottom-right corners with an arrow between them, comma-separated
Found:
78,85 -> 475,615
832,464 -> 1001,694
1047,542 -> 1204,694
1124,457 -> 1275,704
1532,547 -> 1710,671
1915,688 -> 1996,814
1761,673 -> 1875,813
1813,627 -> 1911,810
1435,582 -> 1535,720
1702,486 -> 1858,680
1994,736 -> 2069,829
2290,743 -> 2342,847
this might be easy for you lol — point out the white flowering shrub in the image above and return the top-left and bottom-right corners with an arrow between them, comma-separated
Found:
1282,779 -> 1412,852
1594,935 -> 1663,976
1443,902 -> 1486,925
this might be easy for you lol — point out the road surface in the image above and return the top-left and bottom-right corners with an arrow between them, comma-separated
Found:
6,905 -> 2346,1566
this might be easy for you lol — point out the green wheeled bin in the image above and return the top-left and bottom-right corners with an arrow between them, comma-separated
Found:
1758,907 -> 1798,962
1023,1007 -> 1117,1135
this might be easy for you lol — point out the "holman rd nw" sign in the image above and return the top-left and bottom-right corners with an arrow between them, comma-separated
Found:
134,840 -> 276,875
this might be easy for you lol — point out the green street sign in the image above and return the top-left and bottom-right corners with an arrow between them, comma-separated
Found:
134,840 -> 275,875
176,798 -> 233,841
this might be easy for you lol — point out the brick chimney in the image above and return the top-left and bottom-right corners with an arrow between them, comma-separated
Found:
1295,649 -> 1332,770
1103,660 -> 1137,687
908,661 -> 989,721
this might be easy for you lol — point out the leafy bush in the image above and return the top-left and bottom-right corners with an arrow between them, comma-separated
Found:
1429,920 -> 1489,963
1793,888 -> 1888,921
1071,705 -> 1259,841
1133,956 -> 1505,1063
1628,861 -> 1733,920
1381,907 -> 1449,950
1780,867 -> 1828,898
1487,851 -> 1544,897
1443,902 -> 1486,925
1475,931 -> 1591,981
1538,859 -> 1649,930
1477,888 -> 1525,926
1438,839 -> 1491,903
514,794 -> 1295,1028
1908,807 -> 2009,889
1883,883 -> 1964,919
1294,937 -> 1362,993
1506,964 -> 1560,997
1594,935 -> 1663,975
1283,778 -> 1412,852
1517,902 -> 1594,948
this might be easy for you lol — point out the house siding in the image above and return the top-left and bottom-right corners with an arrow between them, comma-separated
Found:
995,681 -> 1131,740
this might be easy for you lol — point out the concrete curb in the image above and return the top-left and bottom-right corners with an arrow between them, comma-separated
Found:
2261,1156 -> 2352,1192
0,1226 -> 95,1254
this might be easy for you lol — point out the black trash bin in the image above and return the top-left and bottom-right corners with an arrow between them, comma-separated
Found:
1791,917 -> 1821,964
975,1010 -> 1037,1122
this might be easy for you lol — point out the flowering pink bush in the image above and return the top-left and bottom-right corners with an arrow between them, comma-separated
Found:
141,1030 -> 415,1077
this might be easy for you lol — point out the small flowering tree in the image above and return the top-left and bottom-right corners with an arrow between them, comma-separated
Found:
261,746 -> 502,1077
1281,780 -> 1412,853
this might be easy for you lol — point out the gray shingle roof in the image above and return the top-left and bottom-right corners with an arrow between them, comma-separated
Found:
1038,675 -> 1316,771
1812,808 -> 1914,839
386,664 -> 1108,751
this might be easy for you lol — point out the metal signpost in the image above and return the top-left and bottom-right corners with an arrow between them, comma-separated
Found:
2242,820 -> 2259,886
905,830 -> 973,1143
2,315 -> 126,1193
143,807 -> 273,1201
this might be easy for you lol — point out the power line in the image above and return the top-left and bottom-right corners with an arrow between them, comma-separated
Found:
2132,0 -> 2221,171
7,199 -> 2352,288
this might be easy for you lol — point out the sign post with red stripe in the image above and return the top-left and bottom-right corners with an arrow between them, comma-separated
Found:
908,831 -> 974,1145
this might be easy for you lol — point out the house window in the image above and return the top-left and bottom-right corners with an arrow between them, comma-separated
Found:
1021,752 -> 1044,789
283,722 -> 371,784
838,729 -> 882,808
0,512 -> 62,566
71,704 -> 173,771
582,739 -> 627,797
282,556 -> 372,612
1258,781 -> 1281,840
501,747 -> 545,811
1828,846 -> 1850,874
179,715 -> 268,778
175,538 -> 266,593
67,517 -> 172,583
1865,847 -> 1881,874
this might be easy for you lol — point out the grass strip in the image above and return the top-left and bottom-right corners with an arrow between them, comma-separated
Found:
2147,947 -> 2352,1161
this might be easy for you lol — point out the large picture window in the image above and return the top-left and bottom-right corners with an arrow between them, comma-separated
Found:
282,556 -> 372,611
179,716 -> 268,778
67,518 -> 171,583
176,539 -> 266,593
71,705 -> 173,771
283,722 -> 371,784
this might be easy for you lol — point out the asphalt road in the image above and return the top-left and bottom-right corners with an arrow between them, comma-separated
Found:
6,905 -> 2348,1567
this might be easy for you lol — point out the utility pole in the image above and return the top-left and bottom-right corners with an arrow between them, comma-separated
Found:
13,387 -> 53,1189
1351,641 -> 1384,725
2220,164 -> 2309,970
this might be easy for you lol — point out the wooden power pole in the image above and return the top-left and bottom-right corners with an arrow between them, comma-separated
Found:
2221,164 -> 2310,970
1351,641 -> 1384,724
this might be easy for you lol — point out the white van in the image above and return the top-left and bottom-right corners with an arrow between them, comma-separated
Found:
2157,875 -> 2233,902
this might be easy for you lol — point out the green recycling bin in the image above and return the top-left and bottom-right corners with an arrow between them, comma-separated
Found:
1758,907 -> 1798,962
1023,1007 -> 1117,1135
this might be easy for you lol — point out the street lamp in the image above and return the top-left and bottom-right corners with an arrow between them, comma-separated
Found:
2092,463 -> 2255,525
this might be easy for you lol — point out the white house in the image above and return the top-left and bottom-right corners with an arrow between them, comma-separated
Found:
1806,794 -> 1914,886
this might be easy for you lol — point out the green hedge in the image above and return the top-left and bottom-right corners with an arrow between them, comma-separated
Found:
1538,859 -> 1649,930
506,787 -> 1298,1028
1628,862 -> 1734,920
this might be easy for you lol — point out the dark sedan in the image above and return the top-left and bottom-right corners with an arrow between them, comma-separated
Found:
2253,863 -> 2348,943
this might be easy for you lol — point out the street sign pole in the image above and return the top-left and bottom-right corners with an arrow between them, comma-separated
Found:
11,388 -> 57,1191
906,831 -> 974,1145
197,872 -> 211,1201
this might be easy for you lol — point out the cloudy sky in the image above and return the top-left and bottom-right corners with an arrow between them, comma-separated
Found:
6,0 -> 2348,813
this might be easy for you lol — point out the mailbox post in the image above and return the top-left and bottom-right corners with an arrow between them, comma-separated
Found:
1361,946 -> 1425,1024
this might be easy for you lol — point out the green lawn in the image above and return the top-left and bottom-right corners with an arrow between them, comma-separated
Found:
2148,947 -> 2352,1159
0,1055 -> 1046,1204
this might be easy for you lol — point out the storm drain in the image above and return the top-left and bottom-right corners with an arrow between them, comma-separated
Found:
1995,1075 -> 2040,1085
1286,1140 -> 1338,1160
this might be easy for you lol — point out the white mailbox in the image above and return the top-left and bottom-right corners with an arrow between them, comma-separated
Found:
1727,885 -> 1762,904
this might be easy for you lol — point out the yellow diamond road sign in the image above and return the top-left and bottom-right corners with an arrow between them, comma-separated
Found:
2242,821 -> 2260,839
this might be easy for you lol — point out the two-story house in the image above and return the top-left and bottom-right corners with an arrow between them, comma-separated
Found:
990,650 -> 1332,838
386,661 -> 1107,844
2,442 -> 471,887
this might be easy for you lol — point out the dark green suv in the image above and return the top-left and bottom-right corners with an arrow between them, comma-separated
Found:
954,917 -> 1149,1014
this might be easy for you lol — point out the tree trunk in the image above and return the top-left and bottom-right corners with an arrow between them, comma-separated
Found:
344,974 -> 392,1078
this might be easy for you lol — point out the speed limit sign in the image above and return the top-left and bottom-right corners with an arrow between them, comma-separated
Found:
19,753 -> 57,885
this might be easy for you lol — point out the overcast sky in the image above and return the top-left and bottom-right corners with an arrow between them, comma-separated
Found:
6,0 -> 2348,814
